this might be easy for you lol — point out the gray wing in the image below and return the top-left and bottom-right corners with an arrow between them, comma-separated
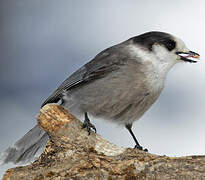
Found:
41,45 -> 128,108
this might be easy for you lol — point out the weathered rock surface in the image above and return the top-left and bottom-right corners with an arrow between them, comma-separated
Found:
3,104 -> 205,180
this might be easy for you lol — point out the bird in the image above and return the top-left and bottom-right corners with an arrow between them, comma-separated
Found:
0,31 -> 200,164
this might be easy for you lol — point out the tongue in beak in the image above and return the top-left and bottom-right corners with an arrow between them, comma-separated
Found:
176,51 -> 200,63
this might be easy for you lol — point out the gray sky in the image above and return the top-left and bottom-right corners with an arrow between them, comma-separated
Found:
0,0 -> 205,177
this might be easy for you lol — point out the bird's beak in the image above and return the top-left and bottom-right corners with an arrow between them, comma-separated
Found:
176,51 -> 200,63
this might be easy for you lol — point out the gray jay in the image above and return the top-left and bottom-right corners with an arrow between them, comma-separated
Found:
1,31 -> 200,164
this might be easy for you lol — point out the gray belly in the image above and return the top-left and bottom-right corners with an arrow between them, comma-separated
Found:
62,66 -> 163,125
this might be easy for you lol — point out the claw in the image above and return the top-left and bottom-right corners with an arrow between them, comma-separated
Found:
82,112 -> 97,135
134,145 -> 148,152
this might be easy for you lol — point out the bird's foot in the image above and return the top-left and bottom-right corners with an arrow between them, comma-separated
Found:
82,120 -> 97,135
134,145 -> 148,152
82,113 -> 97,135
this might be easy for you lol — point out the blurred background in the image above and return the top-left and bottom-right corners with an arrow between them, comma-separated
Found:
0,0 -> 205,177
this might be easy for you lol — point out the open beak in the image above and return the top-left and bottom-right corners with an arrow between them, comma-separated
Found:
176,51 -> 200,63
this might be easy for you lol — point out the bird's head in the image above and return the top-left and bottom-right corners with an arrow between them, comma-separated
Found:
131,31 -> 200,65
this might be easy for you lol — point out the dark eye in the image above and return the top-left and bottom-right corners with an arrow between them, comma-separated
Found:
165,40 -> 176,51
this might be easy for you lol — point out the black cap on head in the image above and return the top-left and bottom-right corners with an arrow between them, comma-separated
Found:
132,31 -> 176,51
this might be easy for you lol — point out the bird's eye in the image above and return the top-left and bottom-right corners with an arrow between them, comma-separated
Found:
165,40 -> 176,51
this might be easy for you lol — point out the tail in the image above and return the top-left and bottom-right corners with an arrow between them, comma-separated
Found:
0,125 -> 49,164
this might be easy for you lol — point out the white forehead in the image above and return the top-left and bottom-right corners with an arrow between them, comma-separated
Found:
173,35 -> 189,52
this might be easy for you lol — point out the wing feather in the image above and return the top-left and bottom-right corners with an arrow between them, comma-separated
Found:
41,45 -> 127,107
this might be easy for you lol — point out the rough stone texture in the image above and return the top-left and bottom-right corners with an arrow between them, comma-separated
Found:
3,104 -> 205,180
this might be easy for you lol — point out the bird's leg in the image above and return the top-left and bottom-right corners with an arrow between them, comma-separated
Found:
82,112 -> 97,135
125,124 -> 148,152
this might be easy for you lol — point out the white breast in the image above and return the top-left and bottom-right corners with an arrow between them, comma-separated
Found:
128,44 -> 177,93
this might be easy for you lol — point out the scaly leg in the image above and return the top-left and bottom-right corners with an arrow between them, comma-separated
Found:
125,124 -> 148,152
82,112 -> 97,135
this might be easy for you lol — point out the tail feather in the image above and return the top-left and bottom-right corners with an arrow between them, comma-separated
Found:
0,125 -> 49,164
